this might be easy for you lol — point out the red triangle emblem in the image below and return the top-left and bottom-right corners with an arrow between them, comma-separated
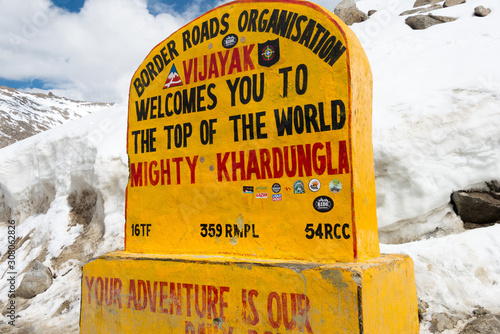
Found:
163,64 -> 183,89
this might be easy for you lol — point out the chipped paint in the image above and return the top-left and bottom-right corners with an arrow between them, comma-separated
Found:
81,253 -> 418,333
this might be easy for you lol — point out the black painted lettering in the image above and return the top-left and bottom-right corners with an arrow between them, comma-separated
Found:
196,85 -> 206,112
182,30 -> 192,51
258,9 -> 269,32
228,114 -> 241,142
133,78 -> 144,98
331,100 -> 346,130
220,13 -> 229,34
146,61 -> 158,82
304,104 -> 319,133
167,40 -> 179,60
279,66 -> 293,98
256,111 -> 267,139
291,15 -> 307,42
249,9 -> 258,32
226,78 -> 240,107
274,107 -> 293,136
295,64 -> 308,95
135,98 -> 150,121
207,83 -> 217,110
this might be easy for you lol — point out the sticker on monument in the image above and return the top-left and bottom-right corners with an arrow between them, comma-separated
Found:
272,183 -> 281,193
308,179 -> 321,192
163,64 -> 183,89
222,34 -> 238,49
329,180 -> 342,193
256,192 -> 268,199
258,39 -> 280,67
243,186 -> 254,194
313,196 -> 334,213
293,180 -> 305,194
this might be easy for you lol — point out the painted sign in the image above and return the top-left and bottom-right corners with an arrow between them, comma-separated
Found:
81,253 -> 419,334
126,0 -> 379,262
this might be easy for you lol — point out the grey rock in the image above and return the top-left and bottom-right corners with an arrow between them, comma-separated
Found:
418,298 -> 429,322
368,9 -> 377,16
474,6 -> 492,17
430,313 -> 459,333
473,306 -> 490,317
405,14 -> 455,29
451,191 -> 500,225
401,4 -> 443,16
486,180 -> 500,193
405,15 -> 441,29
444,0 -> 466,8
334,0 -> 369,25
460,314 -> 500,334
16,260 -> 53,299
414,0 -> 442,8
464,221 -> 498,230
428,13 -> 457,22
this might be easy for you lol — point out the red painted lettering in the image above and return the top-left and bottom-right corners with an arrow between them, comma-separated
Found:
242,289 -> 259,325
95,277 -> 104,306
267,292 -> 282,329
85,276 -> 94,304
207,285 -> 218,320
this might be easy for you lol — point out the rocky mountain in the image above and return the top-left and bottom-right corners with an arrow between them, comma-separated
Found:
0,86 -> 113,148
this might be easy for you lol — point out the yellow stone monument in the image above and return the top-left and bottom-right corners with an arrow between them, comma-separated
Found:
81,1 -> 419,332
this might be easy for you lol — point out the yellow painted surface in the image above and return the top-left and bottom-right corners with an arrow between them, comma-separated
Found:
126,0 -> 379,262
357,256 -> 420,333
80,252 -> 418,333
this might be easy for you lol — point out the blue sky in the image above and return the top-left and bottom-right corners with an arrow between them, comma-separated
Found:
52,0 -> 86,12
0,0 -> 341,102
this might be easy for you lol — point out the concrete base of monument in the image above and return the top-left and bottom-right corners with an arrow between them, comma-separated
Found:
80,252 -> 419,333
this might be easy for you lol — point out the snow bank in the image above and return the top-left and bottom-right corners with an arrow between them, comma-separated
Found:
0,104 -> 128,331
352,0 -> 500,235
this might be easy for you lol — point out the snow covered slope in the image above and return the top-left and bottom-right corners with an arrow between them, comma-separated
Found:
0,0 -> 499,333
0,86 -> 113,148
0,104 -> 128,332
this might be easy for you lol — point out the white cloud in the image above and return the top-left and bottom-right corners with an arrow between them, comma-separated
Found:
0,0 -> 188,102
0,0 -> 344,102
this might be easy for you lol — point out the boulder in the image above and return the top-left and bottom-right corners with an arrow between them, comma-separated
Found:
460,314 -> 500,334
334,0 -> 369,25
486,180 -> 500,192
429,13 -> 457,23
16,260 -> 53,299
451,191 -> 500,225
414,0 -> 442,8
473,306 -> 490,317
401,4 -> 443,16
474,6 -> 492,17
405,14 -> 456,30
444,0 -> 466,8
430,313 -> 459,333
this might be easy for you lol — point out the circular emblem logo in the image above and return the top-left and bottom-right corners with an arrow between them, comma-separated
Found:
329,180 -> 342,193
222,34 -> 238,49
261,45 -> 275,61
313,196 -> 334,213
272,183 -> 281,193
293,180 -> 305,194
308,179 -> 320,192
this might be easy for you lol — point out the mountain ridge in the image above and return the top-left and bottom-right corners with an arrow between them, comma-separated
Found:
0,86 -> 114,149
